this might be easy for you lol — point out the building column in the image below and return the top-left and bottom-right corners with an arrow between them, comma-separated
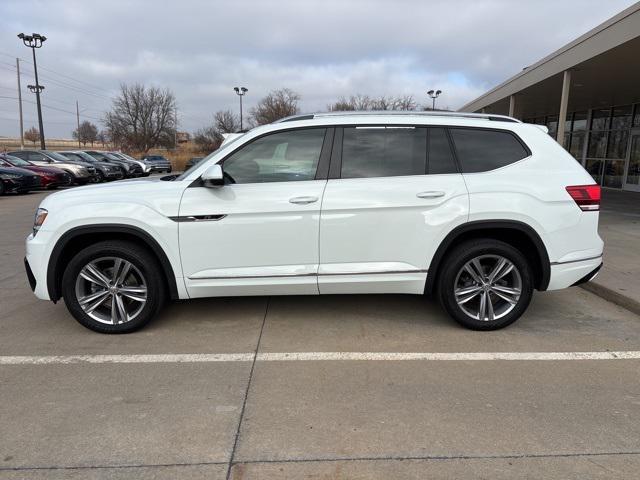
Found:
508,95 -> 515,118
556,70 -> 571,144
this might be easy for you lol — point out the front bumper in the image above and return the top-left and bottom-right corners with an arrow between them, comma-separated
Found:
25,231 -> 53,300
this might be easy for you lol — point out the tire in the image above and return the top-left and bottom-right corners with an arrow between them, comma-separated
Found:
0,181 -> 4,196
96,171 -> 105,183
437,239 -> 533,331
61,240 -> 166,333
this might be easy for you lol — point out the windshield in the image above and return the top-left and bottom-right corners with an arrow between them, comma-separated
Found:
4,155 -> 30,166
86,151 -> 110,161
72,151 -> 96,162
45,151 -> 73,162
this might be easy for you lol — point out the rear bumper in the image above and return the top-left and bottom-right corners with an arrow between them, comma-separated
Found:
571,262 -> 602,287
547,255 -> 603,290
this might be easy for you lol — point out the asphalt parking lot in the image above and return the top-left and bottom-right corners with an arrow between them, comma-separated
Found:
1,189 -> 640,479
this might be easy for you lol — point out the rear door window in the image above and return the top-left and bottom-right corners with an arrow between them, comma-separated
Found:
341,126 -> 427,178
427,128 -> 457,174
449,128 -> 529,173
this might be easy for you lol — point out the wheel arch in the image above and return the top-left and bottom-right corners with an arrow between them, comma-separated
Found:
425,220 -> 550,295
47,224 -> 179,302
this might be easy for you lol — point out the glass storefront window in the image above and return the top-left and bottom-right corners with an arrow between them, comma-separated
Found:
602,160 -> 624,188
572,111 -> 587,131
611,105 -> 632,130
546,115 -> 558,136
606,130 -> 629,159
591,108 -> 611,130
585,159 -> 603,185
564,114 -> 572,133
563,133 -> 570,149
569,132 -> 585,160
633,105 -> 640,127
588,131 -> 607,158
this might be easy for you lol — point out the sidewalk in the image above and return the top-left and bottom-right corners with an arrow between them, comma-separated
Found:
581,188 -> 640,315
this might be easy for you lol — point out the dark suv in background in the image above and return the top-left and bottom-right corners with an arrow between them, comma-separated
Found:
82,151 -> 143,178
58,152 -> 124,182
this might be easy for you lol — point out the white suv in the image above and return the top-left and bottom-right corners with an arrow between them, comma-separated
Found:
25,112 -> 603,333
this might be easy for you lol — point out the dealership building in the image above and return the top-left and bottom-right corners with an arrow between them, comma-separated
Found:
460,2 -> 640,191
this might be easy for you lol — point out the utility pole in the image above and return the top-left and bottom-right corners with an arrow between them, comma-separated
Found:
174,106 -> 178,148
18,33 -> 47,149
233,87 -> 248,130
76,100 -> 80,148
16,58 -> 24,149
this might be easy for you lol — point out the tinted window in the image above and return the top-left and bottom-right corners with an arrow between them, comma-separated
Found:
427,128 -> 457,174
341,127 -> 426,178
223,128 -> 326,184
450,128 -> 529,173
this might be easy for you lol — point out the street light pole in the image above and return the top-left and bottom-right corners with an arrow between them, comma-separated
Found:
233,86 -> 248,130
427,89 -> 442,111
18,33 -> 47,149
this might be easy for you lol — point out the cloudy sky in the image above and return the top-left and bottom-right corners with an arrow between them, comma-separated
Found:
0,0 -> 636,138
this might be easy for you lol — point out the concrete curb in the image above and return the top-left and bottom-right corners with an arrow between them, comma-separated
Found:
580,282 -> 640,317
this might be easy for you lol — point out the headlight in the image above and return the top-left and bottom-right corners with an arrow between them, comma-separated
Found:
33,208 -> 48,236
0,172 -> 22,180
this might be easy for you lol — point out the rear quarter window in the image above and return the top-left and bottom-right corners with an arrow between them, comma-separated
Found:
450,128 -> 529,173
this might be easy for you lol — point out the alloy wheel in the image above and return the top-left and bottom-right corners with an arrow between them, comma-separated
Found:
453,254 -> 522,322
74,256 -> 147,325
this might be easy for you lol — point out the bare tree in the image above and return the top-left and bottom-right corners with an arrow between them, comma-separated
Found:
104,83 -> 177,153
73,120 -> 98,146
328,94 -> 417,112
214,110 -> 239,133
193,126 -> 223,153
97,130 -> 109,147
392,95 -> 417,111
250,88 -> 300,125
24,126 -> 40,146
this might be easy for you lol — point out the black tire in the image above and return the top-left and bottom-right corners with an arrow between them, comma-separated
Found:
0,181 -> 4,196
62,240 -> 166,333
96,170 -> 105,183
438,239 -> 533,331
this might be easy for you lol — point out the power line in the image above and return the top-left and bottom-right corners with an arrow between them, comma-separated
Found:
0,50 -> 113,95
0,95 -> 103,122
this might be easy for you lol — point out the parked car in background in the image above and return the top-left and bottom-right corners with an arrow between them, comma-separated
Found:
0,154 -> 71,189
25,111 -> 603,333
108,152 -> 151,176
82,151 -> 143,178
184,157 -> 204,171
58,151 -> 124,182
0,164 -> 40,195
8,150 -> 95,185
141,154 -> 172,173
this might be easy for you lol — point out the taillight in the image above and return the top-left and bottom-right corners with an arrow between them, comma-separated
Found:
566,184 -> 600,211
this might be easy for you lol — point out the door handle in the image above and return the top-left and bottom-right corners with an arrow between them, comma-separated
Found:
289,196 -> 319,204
416,191 -> 445,199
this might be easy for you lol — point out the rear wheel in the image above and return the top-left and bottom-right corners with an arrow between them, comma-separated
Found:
0,181 -> 4,196
62,241 -> 165,333
438,239 -> 533,330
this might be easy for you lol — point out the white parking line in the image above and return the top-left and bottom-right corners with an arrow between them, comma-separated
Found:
1,351 -> 640,365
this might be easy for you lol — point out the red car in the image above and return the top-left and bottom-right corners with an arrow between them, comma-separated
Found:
0,154 -> 71,189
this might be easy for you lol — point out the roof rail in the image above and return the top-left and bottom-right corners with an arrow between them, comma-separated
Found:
275,111 -> 521,123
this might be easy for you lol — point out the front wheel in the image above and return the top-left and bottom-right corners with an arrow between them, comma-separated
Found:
438,239 -> 533,330
62,241 -> 165,333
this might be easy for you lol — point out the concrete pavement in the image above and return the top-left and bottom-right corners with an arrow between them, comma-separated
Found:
583,188 -> 640,315
1,189 -> 640,479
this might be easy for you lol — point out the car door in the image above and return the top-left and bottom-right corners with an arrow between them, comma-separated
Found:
179,127 -> 333,298
318,125 -> 469,294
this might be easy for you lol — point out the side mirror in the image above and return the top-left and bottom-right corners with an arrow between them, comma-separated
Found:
201,164 -> 224,187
